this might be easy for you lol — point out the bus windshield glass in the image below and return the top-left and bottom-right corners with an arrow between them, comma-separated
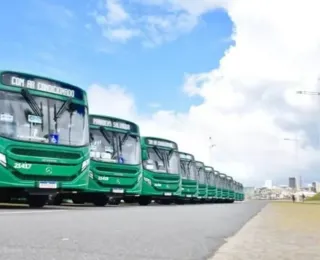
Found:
145,147 -> 179,174
180,160 -> 197,180
89,128 -> 140,165
0,90 -> 88,146
196,165 -> 206,184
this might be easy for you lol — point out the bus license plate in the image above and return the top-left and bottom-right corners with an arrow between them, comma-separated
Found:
113,188 -> 124,194
164,192 -> 172,196
39,181 -> 57,189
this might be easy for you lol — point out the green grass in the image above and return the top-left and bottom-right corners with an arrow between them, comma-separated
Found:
306,192 -> 320,201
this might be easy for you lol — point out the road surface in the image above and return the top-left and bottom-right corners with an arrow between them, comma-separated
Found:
0,201 -> 267,260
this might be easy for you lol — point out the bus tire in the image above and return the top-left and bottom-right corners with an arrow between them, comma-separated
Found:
109,198 -> 121,205
138,197 -> 151,206
92,194 -> 108,207
28,195 -> 48,208
51,194 -> 63,205
72,198 -> 85,204
124,197 -> 136,204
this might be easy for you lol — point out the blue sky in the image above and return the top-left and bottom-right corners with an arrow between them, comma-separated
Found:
0,0 -> 233,114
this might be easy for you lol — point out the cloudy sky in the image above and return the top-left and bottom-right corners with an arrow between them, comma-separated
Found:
1,0 -> 320,186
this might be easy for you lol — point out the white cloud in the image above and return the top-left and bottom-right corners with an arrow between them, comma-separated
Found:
92,0 -> 216,46
87,0 -> 320,186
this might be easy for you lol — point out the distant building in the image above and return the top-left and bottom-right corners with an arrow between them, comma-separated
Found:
312,182 -> 320,193
244,187 -> 255,199
289,177 -> 296,189
264,180 -> 273,189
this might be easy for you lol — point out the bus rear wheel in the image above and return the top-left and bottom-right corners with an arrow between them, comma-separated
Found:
138,197 -> 151,206
27,195 -> 48,208
92,195 -> 108,207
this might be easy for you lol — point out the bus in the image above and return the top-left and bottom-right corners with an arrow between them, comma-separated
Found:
240,183 -> 244,201
0,70 -> 90,207
204,166 -> 215,203
195,161 -> 207,202
140,137 -> 181,206
219,173 -> 228,202
178,152 -> 198,204
214,170 -> 222,202
65,114 -> 142,206
226,175 -> 234,203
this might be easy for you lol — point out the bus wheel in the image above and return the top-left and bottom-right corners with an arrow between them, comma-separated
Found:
28,195 -> 48,208
92,195 -> 108,207
72,198 -> 85,204
124,197 -> 136,204
109,198 -> 121,205
175,199 -> 184,205
51,194 -> 63,205
138,197 -> 151,206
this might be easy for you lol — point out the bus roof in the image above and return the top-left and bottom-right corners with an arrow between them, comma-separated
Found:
89,114 -> 140,133
226,175 -> 233,181
141,136 -> 178,149
219,173 -> 227,178
178,151 -> 195,161
204,166 -> 214,172
195,161 -> 205,167
0,70 -> 85,93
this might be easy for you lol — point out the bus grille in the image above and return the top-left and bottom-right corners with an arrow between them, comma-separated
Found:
10,148 -> 81,160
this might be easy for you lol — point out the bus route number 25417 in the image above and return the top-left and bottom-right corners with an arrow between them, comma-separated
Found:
13,163 -> 32,169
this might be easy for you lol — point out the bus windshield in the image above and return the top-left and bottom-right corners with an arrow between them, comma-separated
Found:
145,147 -> 180,174
196,165 -> 206,184
89,128 -> 140,165
180,160 -> 197,180
0,90 -> 88,146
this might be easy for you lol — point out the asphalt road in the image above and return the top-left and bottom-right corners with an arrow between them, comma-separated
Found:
0,201 -> 267,260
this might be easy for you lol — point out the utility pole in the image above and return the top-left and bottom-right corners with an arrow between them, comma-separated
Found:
296,89 -> 320,148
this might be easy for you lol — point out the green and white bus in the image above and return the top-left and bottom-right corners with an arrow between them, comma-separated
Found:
0,70 -> 90,207
214,170 -> 222,202
195,161 -> 207,202
219,173 -> 228,201
226,175 -> 234,203
140,137 -> 181,206
66,114 -> 142,206
178,152 -> 198,204
204,165 -> 215,203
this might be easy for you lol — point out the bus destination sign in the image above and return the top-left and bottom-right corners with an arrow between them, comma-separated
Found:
91,117 -> 133,131
147,139 -> 177,149
1,72 -> 79,98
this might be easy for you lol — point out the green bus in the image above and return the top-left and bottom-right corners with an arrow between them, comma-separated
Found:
0,70 -> 90,207
214,170 -> 222,202
139,137 -> 181,206
178,152 -> 198,203
62,114 -> 142,206
226,175 -> 234,203
234,181 -> 240,201
195,161 -> 207,202
219,173 -> 228,202
240,183 -> 244,201
204,166 -> 215,203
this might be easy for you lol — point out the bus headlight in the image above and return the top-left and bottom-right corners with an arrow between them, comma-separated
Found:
81,158 -> 90,171
0,153 -> 6,167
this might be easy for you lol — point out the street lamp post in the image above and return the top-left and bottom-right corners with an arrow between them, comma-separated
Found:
283,136 -> 301,194
296,90 -> 320,147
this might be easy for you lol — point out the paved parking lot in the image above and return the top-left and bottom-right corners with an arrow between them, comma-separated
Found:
0,201 -> 266,260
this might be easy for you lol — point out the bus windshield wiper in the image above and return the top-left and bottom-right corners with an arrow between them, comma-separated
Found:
21,89 -> 42,117
54,98 -> 72,121
99,127 -> 117,158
